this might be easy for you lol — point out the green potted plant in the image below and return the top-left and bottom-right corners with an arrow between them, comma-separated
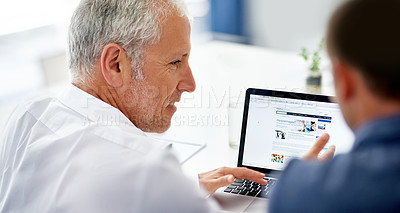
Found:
300,38 -> 325,86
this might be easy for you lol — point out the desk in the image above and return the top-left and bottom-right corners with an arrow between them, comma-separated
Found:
150,41 -> 336,178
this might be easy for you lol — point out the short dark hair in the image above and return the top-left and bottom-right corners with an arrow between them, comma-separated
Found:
327,0 -> 400,99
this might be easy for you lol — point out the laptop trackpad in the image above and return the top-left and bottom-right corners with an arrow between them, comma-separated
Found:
211,189 -> 255,212
245,198 -> 268,213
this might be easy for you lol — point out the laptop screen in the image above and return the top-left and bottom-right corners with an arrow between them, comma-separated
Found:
238,89 -> 354,173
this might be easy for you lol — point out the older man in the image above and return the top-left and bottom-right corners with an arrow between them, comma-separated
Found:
270,0 -> 400,212
0,0 -> 268,212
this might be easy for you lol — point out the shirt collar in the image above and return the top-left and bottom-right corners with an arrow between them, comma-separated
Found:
352,113 -> 400,151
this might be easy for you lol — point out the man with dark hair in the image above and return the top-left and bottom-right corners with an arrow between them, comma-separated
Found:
270,0 -> 400,212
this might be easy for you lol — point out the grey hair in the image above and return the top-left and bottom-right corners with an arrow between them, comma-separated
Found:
67,0 -> 190,82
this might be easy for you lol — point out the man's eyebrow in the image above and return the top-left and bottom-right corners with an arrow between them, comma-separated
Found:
167,53 -> 189,61
177,52 -> 189,57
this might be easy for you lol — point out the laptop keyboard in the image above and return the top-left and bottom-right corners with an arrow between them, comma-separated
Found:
223,177 -> 277,199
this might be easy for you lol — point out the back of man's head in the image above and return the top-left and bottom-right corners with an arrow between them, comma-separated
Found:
327,0 -> 400,100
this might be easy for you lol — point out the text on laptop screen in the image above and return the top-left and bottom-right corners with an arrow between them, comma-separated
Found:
242,94 -> 354,171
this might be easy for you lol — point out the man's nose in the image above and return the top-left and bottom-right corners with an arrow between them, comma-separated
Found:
178,65 -> 196,93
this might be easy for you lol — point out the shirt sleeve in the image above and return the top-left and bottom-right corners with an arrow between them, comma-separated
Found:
268,159 -> 331,213
132,150 -> 220,213
268,156 -> 360,213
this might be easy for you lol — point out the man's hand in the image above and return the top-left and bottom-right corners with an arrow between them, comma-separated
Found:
302,133 -> 336,161
198,167 -> 267,194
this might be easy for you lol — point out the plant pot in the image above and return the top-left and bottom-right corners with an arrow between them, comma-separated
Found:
306,72 -> 322,86
305,72 -> 322,94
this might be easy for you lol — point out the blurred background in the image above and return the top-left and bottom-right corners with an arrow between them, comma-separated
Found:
0,0 -> 347,140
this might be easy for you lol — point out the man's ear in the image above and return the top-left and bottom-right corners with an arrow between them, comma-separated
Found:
332,59 -> 356,102
100,43 -> 128,88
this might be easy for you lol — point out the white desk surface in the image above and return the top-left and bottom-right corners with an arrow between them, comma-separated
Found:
149,41 -> 336,178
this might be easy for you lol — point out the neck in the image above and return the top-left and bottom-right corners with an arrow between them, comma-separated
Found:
353,97 -> 400,130
72,79 -> 131,118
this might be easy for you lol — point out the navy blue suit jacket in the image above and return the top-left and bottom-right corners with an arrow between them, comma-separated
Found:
269,115 -> 400,213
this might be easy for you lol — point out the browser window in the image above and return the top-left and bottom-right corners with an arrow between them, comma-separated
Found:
242,94 -> 354,170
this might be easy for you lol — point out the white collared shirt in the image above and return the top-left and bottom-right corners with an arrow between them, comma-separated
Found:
0,84 -> 217,213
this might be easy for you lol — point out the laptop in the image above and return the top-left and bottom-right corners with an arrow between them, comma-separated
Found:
212,88 -> 354,212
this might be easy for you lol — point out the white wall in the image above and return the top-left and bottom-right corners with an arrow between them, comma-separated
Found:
244,0 -> 347,51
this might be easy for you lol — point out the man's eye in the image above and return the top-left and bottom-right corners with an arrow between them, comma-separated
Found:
171,60 -> 182,65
